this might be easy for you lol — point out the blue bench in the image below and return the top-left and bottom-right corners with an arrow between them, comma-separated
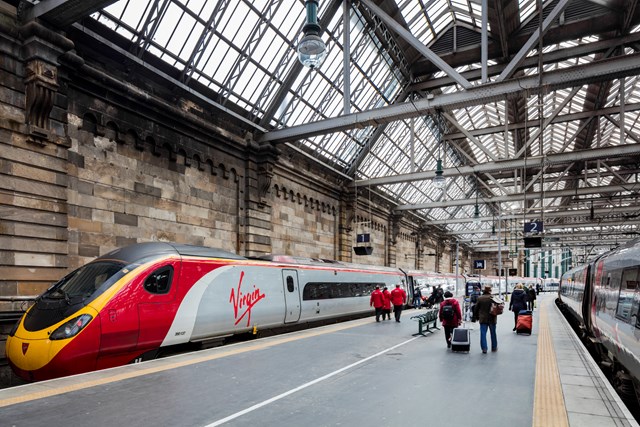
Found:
411,308 -> 440,336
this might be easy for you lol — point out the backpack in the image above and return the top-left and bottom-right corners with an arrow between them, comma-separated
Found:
442,302 -> 455,321
490,297 -> 505,316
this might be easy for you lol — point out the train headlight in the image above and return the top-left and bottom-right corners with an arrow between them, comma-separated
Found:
50,314 -> 93,340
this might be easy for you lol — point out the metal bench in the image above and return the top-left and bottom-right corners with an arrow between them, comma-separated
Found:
410,308 -> 440,336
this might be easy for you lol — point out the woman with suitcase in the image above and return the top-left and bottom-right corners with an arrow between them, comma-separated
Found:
509,284 -> 528,331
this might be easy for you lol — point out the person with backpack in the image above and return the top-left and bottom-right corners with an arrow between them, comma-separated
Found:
509,284 -> 528,331
472,286 -> 498,353
439,291 -> 462,348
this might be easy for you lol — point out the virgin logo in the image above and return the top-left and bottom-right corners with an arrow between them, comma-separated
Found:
229,271 -> 266,326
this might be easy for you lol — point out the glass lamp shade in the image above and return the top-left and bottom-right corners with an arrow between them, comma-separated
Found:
298,34 -> 327,69
472,204 -> 481,225
432,159 -> 445,189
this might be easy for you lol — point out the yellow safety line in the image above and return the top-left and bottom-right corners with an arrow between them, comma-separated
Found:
0,317 -> 374,408
532,299 -> 569,427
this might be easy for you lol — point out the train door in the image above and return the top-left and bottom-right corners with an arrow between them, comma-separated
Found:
282,269 -> 301,323
136,262 -> 180,351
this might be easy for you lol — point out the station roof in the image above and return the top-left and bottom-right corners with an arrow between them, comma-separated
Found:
18,0 -> 640,261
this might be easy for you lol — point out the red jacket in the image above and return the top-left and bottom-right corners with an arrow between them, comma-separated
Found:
439,297 -> 462,327
370,289 -> 384,308
382,289 -> 391,310
390,287 -> 406,306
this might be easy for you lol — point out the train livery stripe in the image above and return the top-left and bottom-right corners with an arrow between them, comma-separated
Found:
532,299 -> 569,427
160,265 -> 233,347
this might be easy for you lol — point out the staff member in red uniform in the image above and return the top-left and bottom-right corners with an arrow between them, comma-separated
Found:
370,285 -> 385,322
382,286 -> 392,320
390,283 -> 407,322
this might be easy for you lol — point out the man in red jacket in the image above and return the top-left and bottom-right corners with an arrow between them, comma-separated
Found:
390,283 -> 407,322
439,291 -> 462,348
370,285 -> 384,322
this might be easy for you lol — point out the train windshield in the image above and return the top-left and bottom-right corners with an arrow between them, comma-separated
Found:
47,261 -> 127,300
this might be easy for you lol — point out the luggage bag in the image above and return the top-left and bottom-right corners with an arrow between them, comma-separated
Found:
516,310 -> 533,335
450,327 -> 471,352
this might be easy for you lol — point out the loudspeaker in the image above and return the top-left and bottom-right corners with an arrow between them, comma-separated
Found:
353,246 -> 373,255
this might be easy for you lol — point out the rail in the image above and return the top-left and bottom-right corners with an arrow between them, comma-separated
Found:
411,308 -> 440,336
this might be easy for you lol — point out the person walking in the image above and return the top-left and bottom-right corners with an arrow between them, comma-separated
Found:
370,285 -> 384,322
509,284 -> 528,331
412,287 -> 422,309
439,291 -> 462,348
382,286 -> 392,320
527,285 -> 537,311
472,286 -> 498,353
390,283 -> 407,322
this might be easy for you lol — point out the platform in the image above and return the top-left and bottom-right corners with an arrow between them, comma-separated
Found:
0,294 -> 637,427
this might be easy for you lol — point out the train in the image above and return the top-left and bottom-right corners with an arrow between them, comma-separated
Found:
7,242 -> 450,381
556,237 -> 640,405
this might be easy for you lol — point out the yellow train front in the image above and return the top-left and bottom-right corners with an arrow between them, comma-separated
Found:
6,242 -> 184,381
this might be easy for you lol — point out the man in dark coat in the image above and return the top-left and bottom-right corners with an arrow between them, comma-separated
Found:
473,286 -> 498,353
527,285 -> 537,311
439,291 -> 462,348
509,284 -> 528,331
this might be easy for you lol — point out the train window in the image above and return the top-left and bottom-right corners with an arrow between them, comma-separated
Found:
302,282 -> 383,300
286,276 -> 295,292
616,268 -> 639,322
144,266 -> 173,294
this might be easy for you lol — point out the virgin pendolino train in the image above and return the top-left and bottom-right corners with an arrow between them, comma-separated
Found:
7,242 -> 414,381
557,237 -> 640,406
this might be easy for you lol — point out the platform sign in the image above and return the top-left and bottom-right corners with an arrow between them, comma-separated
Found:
473,260 -> 486,270
524,221 -> 543,233
356,233 -> 370,243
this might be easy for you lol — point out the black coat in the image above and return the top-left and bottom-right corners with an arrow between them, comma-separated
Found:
509,289 -> 528,313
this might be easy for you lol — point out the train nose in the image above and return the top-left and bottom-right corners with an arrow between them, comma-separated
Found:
6,335 -> 56,380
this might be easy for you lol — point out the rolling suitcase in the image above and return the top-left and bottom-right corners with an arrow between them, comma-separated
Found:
516,310 -> 533,335
450,327 -> 471,352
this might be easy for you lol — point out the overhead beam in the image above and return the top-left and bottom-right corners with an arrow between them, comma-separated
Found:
356,143 -> 640,187
429,204 -> 640,226
358,0 -> 471,89
444,102 -> 640,142
21,0 -> 119,27
497,0 -> 571,81
411,31 -> 640,92
256,53 -> 640,144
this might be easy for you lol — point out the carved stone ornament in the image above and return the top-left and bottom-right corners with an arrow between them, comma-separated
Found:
24,59 -> 58,143
257,162 -> 274,207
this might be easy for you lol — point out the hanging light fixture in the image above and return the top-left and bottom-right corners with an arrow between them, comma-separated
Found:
473,203 -> 481,225
472,176 -> 480,225
432,114 -> 446,189
298,0 -> 327,69
433,159 -> 445,189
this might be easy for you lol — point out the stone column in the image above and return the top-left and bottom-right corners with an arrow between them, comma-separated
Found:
337,187 -> 356,262
242,140 -> 279,256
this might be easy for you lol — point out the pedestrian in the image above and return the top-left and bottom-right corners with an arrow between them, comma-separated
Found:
390,283 -> 407,322
439,291 -> 462,348
472,285 -> 498,353
412,287 -> 422,309
370,285 -> 384,322
509,284 -> 528,331
382,286 -> 392,320
527,285 -> 537,311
